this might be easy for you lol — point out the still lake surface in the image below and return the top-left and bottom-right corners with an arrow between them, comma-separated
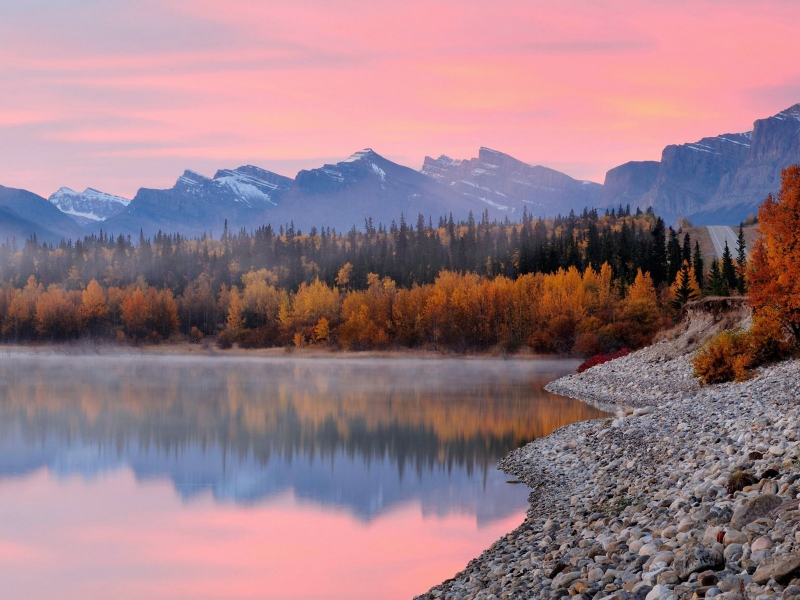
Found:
0,354 -> 604,599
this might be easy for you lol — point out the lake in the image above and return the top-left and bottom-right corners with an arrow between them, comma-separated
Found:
0,354 -> 604,599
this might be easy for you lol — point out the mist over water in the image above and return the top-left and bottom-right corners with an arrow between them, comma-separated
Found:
0,354 -> 604,599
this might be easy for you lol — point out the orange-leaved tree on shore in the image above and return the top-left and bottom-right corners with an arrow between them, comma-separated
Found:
749,165 -> 800,343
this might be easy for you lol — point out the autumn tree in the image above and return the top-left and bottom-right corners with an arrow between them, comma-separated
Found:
669,260 -> 700,311
35,287 -> 81,339
623,269 -> 659,328
81,279 -> 108,336
749,165 -> 800,342
226,287 -> 245,334
121,288 -> 150,340
147,288 -> 179,339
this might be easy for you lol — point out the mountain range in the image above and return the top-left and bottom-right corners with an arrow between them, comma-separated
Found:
2,104 -> 800,243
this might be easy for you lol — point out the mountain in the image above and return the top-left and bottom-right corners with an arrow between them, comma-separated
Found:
601,104 -> 800,224
100,165 -> 293,237
265,149 -> 496,232
599,161 -> 660,208
421,147 -> 602,217
48,187 -> 130,225
0,185 -> 84,244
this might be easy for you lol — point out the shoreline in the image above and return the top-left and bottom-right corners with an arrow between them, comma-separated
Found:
418,338 -> 800,600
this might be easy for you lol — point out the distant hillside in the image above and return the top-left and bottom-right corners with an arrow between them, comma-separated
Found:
0,185 -> 84,244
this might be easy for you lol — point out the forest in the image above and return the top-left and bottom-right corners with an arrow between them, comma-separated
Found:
0,205 -> 751,355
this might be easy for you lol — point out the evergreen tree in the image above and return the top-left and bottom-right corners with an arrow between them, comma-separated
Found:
736,224 -> 747,294
692,241 -> 704,291
721,241 -> 737,292
682,233 -> 692,263
649,218 -> 668,285
705,258 -> 728,296
667,228 -> 682,283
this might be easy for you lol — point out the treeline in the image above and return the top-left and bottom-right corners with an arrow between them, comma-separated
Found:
0,266 -> 667,354
1,207 -> 671,293
0,206 -> 717,353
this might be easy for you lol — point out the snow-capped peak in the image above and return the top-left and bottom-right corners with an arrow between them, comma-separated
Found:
342,149 -> 375,163
48,186 -> 131,223
211,166 -> 291,207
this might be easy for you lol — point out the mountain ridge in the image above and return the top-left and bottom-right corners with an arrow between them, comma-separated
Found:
4,103 -> 800,240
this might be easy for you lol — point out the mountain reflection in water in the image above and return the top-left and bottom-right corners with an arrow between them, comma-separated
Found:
0,355 -> 604,522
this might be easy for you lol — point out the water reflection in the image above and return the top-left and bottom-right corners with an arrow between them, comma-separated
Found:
0,355 -> 604,522
0,354 -> 607,599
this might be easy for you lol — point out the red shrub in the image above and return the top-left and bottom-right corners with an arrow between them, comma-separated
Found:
577,348 -> 630,373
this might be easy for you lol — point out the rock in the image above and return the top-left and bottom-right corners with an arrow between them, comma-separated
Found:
724,543 -> 744,561
752,554 -> 800,584
639,543 -> 659,556
674,547 -> 724,580
751,537 -> 774,552
769,444 -> 786,456
718,573 -> 753,592
551,570 -> 582,589
634,406 -> 656,416
646,584 -> 672,600
730,495 -> 783,529
723,530 -> 748,546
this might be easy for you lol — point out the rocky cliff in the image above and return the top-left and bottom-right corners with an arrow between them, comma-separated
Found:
602,104 -> 800,225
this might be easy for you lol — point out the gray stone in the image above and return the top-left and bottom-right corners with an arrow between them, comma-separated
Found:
674,547 -> 724,580
730,494 -> 783,529
551,570 -> 582,589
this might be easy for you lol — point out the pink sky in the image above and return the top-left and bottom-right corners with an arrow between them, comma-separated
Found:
1,0 -> 800,199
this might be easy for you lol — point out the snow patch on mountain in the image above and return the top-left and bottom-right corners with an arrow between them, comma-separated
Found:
48,187 -> 131,223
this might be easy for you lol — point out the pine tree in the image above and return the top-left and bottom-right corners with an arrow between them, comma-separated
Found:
692,241 -> 704,291
649,218 -> 668,285
682,233 -> 692,263
705,258 -> 728,297
736,225 -> 747,294
721,241 -> 737,292
667,228 -> 682,283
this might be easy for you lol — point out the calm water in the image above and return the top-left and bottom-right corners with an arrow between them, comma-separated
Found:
0,354 -> 604,599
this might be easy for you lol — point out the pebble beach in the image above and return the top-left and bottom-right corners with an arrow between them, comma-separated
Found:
418,335 -> 800,600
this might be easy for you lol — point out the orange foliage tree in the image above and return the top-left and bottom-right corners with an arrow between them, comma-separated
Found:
749,165 -> 800,342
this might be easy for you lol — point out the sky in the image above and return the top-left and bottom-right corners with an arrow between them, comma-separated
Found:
1,0 -> 800,199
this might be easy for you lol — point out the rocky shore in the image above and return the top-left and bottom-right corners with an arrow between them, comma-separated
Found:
417,334 -> 800,600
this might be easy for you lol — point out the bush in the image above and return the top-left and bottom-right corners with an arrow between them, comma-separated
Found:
216,330 -> 234,349
577,348 -> 630,373
726,469 -> 757,495
238,325 -> 280,349
692,329 -> 752,384
189,326 -> 204,342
